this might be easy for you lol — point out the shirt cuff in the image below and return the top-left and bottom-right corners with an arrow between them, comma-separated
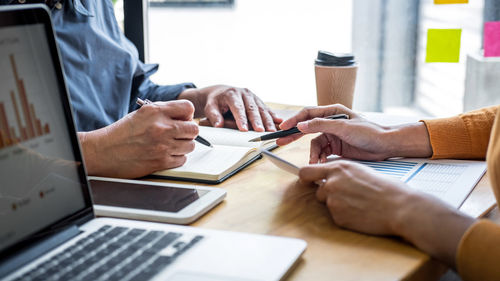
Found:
456,219 -> 500,281
152,82 -> 197,102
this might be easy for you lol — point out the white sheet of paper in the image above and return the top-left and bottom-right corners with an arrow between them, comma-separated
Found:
261,149 -> 300,176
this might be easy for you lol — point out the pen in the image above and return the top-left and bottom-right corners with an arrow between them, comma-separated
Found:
248,114 -> 349,142
136,98 -> 213,148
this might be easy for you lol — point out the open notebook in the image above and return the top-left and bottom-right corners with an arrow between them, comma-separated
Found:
151,126 -> 277,184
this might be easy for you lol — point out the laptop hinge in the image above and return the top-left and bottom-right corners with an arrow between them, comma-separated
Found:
0,225 -> 80,277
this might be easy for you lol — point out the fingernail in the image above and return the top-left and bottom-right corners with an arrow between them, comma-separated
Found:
297,121 -> 308,131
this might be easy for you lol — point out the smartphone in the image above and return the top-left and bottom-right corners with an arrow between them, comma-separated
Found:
88,177 -> 226,224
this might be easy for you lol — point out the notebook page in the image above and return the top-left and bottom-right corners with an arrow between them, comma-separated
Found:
159,143 -> 256,177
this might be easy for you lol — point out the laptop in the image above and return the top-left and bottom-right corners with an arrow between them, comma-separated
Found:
0,4 -> 306,281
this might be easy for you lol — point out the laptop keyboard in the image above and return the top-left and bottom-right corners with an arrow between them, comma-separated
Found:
14,225 -> 203,281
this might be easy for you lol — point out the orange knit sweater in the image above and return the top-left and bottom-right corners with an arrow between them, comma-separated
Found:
422,106 -> 500,281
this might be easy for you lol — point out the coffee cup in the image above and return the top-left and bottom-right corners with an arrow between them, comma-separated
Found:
314,51 -> 358,108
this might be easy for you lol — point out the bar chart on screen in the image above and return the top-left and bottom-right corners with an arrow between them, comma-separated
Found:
0,54 -> 51,149
0,25 -> 65,160
0,24 -> 85,228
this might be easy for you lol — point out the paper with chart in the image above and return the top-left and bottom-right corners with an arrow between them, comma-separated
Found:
356,159 -> 486,208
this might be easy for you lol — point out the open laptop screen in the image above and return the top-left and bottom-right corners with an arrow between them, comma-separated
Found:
0,15 -> 89,252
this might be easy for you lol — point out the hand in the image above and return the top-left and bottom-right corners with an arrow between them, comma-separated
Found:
179,85 -> 283,132
79,100 -> 198,178
300,160 -> 412,235
299,160 -> 475,267
277,104 -> 432,163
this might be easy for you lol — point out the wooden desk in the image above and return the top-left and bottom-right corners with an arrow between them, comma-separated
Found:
154,104 -> 499,281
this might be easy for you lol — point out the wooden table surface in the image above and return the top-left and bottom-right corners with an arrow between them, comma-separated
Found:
154,104 -> 499,281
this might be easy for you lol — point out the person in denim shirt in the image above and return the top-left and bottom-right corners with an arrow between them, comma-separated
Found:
2,0 -> 282,178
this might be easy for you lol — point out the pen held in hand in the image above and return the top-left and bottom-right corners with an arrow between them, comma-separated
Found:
248,113 -> 349,142
136,98 -> 213,148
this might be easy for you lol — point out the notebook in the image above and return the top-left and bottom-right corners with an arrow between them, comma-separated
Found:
0,5 -> 306,281
151,126 -> 277,183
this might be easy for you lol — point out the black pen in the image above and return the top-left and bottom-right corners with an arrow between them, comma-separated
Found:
248,114 -> 349,142
136,98 -> 213,148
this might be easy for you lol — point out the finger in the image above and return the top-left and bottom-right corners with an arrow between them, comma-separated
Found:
279,105 -> 349,130
157,100 -> 195,121
171,120 -> 199,140
316,183 -> 328,202
299,164 -> 331,182
220,119 -> 239,130
310,134 -> 330,164
204,100 -> 225,128
169,139 -> 196,156
320,152 -> 328,163
165,155 -> 187,169
154,154 -> 187,170
254,99 -> 278,132
241,91 -> 264,132
268,109 -> 284,125
224,91 -> 248,131
276,133 -> 304,146
297,118 -> 348,135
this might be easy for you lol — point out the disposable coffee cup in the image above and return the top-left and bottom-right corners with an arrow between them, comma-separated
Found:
315,51 -> 358,108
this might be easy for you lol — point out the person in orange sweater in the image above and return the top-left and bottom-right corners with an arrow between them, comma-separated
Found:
277,104 -> 500,280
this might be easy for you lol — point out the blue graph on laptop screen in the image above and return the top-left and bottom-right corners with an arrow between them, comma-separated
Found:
0,24 -> 85,252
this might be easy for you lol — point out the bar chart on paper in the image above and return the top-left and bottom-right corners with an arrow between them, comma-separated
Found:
356,159 -> 486,208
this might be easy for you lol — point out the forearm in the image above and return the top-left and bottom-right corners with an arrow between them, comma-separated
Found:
386,122 -> 433,158
392,192 -> 475,268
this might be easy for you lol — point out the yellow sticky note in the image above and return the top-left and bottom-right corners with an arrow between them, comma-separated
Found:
434,0 -> 468,4
426,29 -> 462,63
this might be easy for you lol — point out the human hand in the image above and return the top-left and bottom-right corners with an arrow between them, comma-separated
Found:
299,160 -> 475,267
277,104 -> 432,163
299,160 -> 412,235
179,85 -> 283,132
79,100 -> 198,178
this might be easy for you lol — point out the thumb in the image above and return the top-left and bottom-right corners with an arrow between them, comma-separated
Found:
299,164 -> 331,182
204,101 -> 224,128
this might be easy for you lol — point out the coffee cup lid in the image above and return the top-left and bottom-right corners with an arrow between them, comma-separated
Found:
315,50 -> 355,66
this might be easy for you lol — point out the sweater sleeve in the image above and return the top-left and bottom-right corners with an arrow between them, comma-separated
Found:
422,106 -> 498,159
456,220 -> 500,281
455,108 -> 500,281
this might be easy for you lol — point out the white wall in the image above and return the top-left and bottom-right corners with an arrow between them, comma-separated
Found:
148,0 -> 353,106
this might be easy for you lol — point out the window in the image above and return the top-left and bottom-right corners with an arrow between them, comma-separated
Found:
119,0 -> 497,116
415,0 -> 484,117
147,0 -> 353,106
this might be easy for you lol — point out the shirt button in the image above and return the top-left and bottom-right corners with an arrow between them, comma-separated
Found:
55,2 -> 62,9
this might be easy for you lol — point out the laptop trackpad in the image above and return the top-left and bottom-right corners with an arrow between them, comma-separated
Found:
169,271 -> 260,281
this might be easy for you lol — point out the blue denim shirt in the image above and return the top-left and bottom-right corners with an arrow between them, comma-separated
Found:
3,0 -> 195,131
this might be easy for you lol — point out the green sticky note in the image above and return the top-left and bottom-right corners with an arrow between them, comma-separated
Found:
434,0 -> 468,4
426,29 -> 462,63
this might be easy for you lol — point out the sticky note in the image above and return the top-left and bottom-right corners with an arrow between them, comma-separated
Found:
434,0 -> 468,4
484,21 -> 500,57
425,29 -> 462,63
